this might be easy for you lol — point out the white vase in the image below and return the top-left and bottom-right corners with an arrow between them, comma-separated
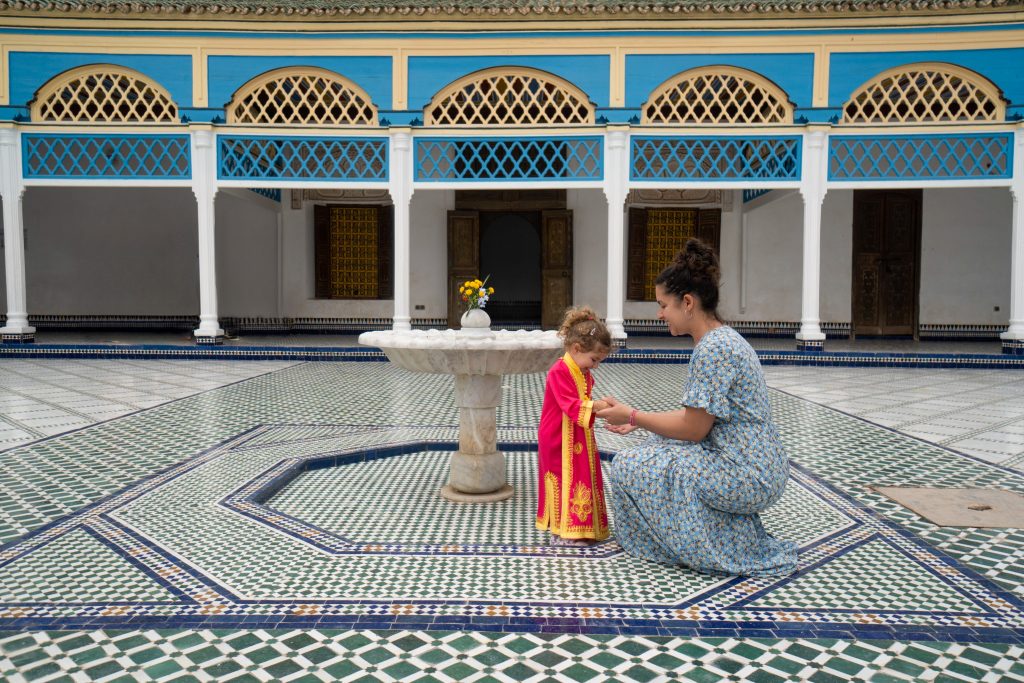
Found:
460,308 -> 492,336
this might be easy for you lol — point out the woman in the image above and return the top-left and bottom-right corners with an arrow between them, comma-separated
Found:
596,238 -> 797,576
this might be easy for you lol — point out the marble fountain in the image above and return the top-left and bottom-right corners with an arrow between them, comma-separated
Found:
359,312 -> 562,503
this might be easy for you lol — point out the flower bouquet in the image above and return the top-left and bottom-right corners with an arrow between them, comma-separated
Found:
459,276 -> 495,312
458,276 -> 495,332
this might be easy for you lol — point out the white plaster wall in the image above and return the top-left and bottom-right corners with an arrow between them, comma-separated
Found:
409,190 -> 453,320
280,190 -> 452,320
920,187 -> 1011,325
568,188 -> 609,317
215,191 -> 280,318
722,189 -> 852,324
15,187 -> 199,315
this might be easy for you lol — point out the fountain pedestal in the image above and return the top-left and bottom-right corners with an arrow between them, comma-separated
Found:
358,325 -> 562,503
444,374 -> 510,502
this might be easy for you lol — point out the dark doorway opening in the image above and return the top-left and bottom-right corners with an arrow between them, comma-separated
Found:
479,211 -> 542,325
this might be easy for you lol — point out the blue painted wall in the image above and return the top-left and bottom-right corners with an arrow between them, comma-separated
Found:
407,55 -> 610,109
625,53 -> 814,109
828,48 -> 1024,110
8,52 -> 192,107
207,56 -> 392,110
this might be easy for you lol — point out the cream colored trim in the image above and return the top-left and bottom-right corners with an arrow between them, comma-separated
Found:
393,47 -> 407,111
812,43 -> 828,108
610,46 -> 624,108
30,63 -> 179,123
195,46 -> 207,107
0,46 -> 8,106
641,65 -> 794,124
3,10 -> 1024,32
227,66 -> 378,125
5,27 -> 1023,56
842,62 -> 1006,124
423,66 -> 596,126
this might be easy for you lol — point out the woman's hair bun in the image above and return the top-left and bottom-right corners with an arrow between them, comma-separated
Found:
673,238 -> 719,284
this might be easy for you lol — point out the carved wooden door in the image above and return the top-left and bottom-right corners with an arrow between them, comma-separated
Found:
852,190 -> 921,337
447,210 -> 480,328
541,210 -> 573,329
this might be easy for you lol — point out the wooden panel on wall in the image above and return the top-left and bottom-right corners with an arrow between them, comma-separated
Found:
447,210 -> 480,328
541,210 -> 573,330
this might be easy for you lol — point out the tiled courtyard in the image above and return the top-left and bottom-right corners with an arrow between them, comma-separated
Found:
1,357 -> 1023,681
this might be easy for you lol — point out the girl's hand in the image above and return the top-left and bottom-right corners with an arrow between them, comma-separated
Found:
596,398 -> 632,426
592,399 -> 610,413
605,423 -> 639,435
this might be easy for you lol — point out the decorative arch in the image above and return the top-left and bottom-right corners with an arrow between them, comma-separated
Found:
424,67 -> 595,126
842,63 -> 1006,124
642,66 -> 794,125
30,64 -> 178,123
228,67 -> 378,126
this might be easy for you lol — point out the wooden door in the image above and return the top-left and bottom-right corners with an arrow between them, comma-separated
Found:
447,210 -> 480,328
852,190 -> 921,337
541,210 -> 573,329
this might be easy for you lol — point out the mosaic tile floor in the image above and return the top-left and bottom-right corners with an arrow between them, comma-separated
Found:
1,360 -> 1023,681
0,359 -> 299,451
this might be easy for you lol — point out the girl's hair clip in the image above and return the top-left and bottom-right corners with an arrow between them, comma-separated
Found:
589,326 -> 596,336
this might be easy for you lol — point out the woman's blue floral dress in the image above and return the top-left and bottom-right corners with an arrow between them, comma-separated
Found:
608,326 -> 797,576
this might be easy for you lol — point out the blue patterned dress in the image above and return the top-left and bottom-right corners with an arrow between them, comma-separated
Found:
608,326 -> 797,576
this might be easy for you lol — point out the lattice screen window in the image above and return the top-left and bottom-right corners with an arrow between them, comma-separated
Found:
627,207 -> 721,301
842,64 -> 1005,124
229,68 -> 377,125
644,210 -> 697,300
643,67 -> 793,125
425,68 -> 594,126
31,65 -> 178,123
314,205 -> 393,300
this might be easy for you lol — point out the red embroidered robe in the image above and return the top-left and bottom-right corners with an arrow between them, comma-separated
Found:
536,353 -> 609,540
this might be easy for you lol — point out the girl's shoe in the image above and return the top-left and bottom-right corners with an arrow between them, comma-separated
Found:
549,535 -> 591,547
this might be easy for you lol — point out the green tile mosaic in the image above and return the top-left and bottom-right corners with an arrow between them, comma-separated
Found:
1,360 -> 1023,681
0,528 -> 177,604
748,539 -> 979,613
4,629 -> 1021,682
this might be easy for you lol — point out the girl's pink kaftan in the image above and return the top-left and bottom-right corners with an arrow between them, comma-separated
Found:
536,353 -> 609,541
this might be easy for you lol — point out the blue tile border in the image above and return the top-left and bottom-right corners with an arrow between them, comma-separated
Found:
1,342 -> 1023,368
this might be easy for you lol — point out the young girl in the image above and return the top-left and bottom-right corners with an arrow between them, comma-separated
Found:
536,306 -> 613,546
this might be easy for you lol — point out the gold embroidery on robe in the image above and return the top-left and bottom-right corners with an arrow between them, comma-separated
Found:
570,481 -> 593,522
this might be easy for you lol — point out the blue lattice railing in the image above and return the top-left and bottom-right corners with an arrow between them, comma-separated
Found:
23,134 -> 191,179
415,137 -> 603,182
249,187 -> 281,202
631,136 -> 801,181
743,189 -> 772,202
829,133 -> 1012,181
218,136 -> 388,181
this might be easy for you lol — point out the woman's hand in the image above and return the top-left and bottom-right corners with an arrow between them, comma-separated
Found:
605,423 -> 639,435
596,396 -> 632,426
592,399 -> 610,413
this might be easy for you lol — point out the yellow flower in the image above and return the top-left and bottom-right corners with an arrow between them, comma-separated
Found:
488,287 -> 494,294
463,281 -> 471,288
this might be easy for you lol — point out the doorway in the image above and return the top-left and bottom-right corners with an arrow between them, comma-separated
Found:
851,189 -> 922,337
447,191 -> 573,329
479,212 -> 542,325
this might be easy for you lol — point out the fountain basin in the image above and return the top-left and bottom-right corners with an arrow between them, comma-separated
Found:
359,328 -> 562,502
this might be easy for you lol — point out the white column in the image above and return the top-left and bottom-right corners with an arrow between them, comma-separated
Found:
0,128 -> 34,342
603,127 -> 628,342
191,128 -> 224,343
1001,128 -> 1024,352
389,129 -> 413,331
796,128 -> 828,350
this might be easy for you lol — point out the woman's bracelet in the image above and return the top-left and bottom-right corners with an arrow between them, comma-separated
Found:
629,409 -> 638,427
